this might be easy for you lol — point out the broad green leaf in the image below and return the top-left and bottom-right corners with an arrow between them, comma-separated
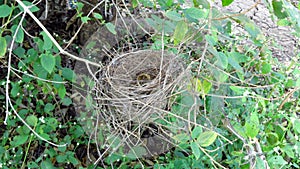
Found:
192,126 -> 202,139
245,122 -> 259,138
173,133 -> 190,143
41,53 -> 55,73
261,62 -> 271,74
202,79 -> 212,94
11,25 -> 24,43
26,115 -> 38,126
41,31 -> 53,51
93,13 -> 103,20
40,160 -> 56,169
184,7 -> 208,20
62,68 -> 76,82
81,16 -> 91,23
173,20 -> 188,45
62,97 -> 72,106
222,0 -> 234,7
132,0 -> 138,8
269,156 -> 288,166
19,1 -> 40,12
58,86 -> 66,99
197,130 -> 218,147
266,133 -> 279,146
0,37 -> 7,57
293,118 -> 300,134
56,154 -> 67,163
105,23 -> 117,35
12,135 -> 29,147
216,52 -> 228,69
44,103 -> 55,113
165,10 -> 183,21
245,113 -> 259,138
272,0 -> 288,19
229,86 -> 245,95
228,55 -> 244,74
190,142 -> 201,160
0,4 -> 12,18
193,0 -> 210,9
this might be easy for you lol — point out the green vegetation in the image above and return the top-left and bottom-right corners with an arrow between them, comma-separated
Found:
0,0 -> 300,168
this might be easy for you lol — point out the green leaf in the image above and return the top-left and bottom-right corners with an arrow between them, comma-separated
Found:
105,23 -> 117,35
93,13 -> 103,20
197,130 -> 218,147
192,126 -> 202,139
0,37 -> 7,57
58,86 -> 66,99
41,31 -> 53,51
62,97 -> 72,106
40,160 -> 56,169
26,115 -> 38,127
184,7 -> 208,20
190,142 -> 201,160
81,16 -> 91,23
19,1 -> 40,12
12,135 -> 29,147
266,133 -> 279,146
173,133 -> 190,143
293,118 -> 300,134
261,62 -> 271,74
222,0 -> 234,7
11,25 -> 24,43
165,10 -> 183,21
269,156 -> 287,166
229,86 -> 246,95
245,122 -> 259,138
62,68 -> 76,82
216,52 -> 228,69
56,154 -> 67,163
228,55 -> 244,74
245,113 -> 259,138
132,0 -> 138,8
0,4 -> 12,18
193,0 -> 210,9
41,53 -> 55,73
44,103 -> 55,113
173,20 -> 188,45
202,79 -> 212,94
272,0 -> 288,19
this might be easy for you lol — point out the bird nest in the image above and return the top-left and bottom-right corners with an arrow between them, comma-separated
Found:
94,50 -> 187,157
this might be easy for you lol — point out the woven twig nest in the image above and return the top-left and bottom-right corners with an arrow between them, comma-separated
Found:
94,50 -> 187,157
102,50 -> 184,121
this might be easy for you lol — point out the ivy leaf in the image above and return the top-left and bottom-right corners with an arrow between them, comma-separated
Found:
105,23 -> 117,35
202,80 -> 212,94
192,126 -> 202,139
41,53 -> 55,74
190,142 -> 201,160
197,130 -> 218,147
0,4 -> 12,18
62,68 -> 76,82
0,37 -> 7,57
81,16 -> 91,23
173,20 -> 188,45
222,0 -> 234,7
245,113 -> 259,138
